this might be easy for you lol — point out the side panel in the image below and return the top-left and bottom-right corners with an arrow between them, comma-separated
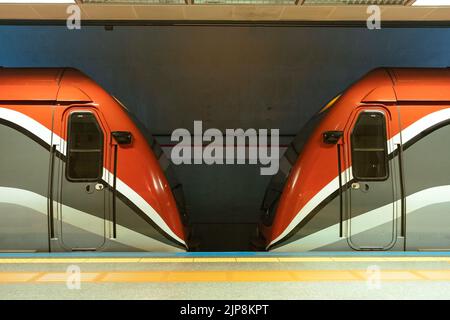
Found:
270,106 -> 404,252
403,119 -> 450,250
0,112 -> 50,252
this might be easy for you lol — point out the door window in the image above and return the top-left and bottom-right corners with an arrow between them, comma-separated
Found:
66,112 -> 104,181
351,111 -> 389,181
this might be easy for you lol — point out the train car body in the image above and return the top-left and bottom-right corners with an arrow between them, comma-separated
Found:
0,68 -> 188,252
259,67 -> 450,252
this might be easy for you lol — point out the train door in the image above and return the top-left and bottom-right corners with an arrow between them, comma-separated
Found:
344,108 -> 398,250
55,109 -> 109,251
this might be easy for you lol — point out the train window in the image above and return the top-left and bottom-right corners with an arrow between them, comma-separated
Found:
66,112 -> 104,181
351,111 -> 388,181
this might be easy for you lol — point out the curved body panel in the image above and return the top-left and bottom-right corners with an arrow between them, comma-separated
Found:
0,68 -> 188,252
259,67 -> 450,252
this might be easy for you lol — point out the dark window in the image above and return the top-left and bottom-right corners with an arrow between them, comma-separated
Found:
351,111 -> 388,181
66,112 -> 104,181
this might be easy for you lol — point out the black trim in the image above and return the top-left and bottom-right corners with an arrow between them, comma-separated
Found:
0,118 -> 186,250
337,144 -> 343,238
114,191 -> 187,250
112,144 -> 118,239
65,112 -> 104,183
112,131 -> 133,145
268,188 -> 342,250
48,144 -> 56,239
268,118 -> 450,250
350,111 -> 390,182
0,119 -> 50,150
323,131 -> 343,145
0,19 -> 449,28
397,143 -> 406,239
403,119 -> 450,151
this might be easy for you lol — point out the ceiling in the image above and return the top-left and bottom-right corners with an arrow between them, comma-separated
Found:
0,0 -> 448,23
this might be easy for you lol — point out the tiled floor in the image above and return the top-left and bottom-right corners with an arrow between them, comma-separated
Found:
1,253 -> 450,299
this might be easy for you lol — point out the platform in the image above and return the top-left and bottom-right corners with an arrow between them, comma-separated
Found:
1,252 -> 450,299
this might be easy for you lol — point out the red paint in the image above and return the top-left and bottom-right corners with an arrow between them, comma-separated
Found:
0,68 -> 186,244
262,67 -> 450,247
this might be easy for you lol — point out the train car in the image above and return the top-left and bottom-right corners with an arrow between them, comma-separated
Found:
258,67 -> 450,252
0,67 -> 189,252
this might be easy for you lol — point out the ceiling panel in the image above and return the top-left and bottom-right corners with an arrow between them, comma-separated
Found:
83,0 -> 185,4
0,4 -> 40,18
133,4 -> 185,18
81,3 -> 138,18
184,5 -> 234,19
303,0 -> 407,4
280,5 -> 335,19
381,6 -> 435,19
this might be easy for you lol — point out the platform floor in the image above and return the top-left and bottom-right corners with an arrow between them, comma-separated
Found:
1,252 -> 450,299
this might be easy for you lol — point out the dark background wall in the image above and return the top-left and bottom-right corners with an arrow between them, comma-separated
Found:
0,26 -> 449,250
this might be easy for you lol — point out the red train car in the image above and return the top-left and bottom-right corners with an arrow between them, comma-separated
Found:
0,68 -> 189,252
258,67 -> 450,252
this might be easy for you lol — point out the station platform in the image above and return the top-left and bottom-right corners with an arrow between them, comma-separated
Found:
1,252 -> 450,300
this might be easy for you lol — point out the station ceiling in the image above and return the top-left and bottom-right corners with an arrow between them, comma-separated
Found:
0,0 -> 448,24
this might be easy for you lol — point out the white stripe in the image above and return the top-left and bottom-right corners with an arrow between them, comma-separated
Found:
391,108 -> 450,146
0,107 -> 185,247
272,186 -> 450,252
269,107 -> 450,248
0,187 -> 182,252
102,170 -> 185,245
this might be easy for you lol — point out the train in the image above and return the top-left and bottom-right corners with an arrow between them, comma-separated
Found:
0,67 -> 190,252
257,67 -> 450,252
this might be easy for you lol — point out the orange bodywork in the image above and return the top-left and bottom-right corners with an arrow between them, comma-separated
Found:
0,68 -> 186,245
262,67 -> 450,248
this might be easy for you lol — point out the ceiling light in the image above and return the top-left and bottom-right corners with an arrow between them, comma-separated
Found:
303,0 -> 407,4
0,0 -> 75,3
194,0 -> 294,3
412,0 -> 450,5
83,0 -> 185,3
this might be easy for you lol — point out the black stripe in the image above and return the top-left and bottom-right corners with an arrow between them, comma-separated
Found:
0,118 -> 50,151
112,145 -> 118,239
0,19 -> 449,28
337,144 -> 343,238
268,118 -> 450,250
402,119 -> 450,151
0,118 -> 186,249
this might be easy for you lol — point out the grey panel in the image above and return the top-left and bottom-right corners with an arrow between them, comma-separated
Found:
272,155 -> 400,250
0,204 -> 48,251
115,196 -> 177,247
50,221 -> 138,252
0,123 -> 50,252
0,121 -> 180,251
347,175 -> 397,249
404,123 -> 450,250
406,203 -> 450,250
0,123 -> 49,197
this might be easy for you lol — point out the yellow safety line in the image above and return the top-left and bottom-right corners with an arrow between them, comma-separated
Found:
0,269 -> 450,283
0,256 -> 449,264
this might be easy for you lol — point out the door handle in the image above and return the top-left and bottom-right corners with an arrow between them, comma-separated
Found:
95,183 -> 105,191
352,182 -> 369,192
